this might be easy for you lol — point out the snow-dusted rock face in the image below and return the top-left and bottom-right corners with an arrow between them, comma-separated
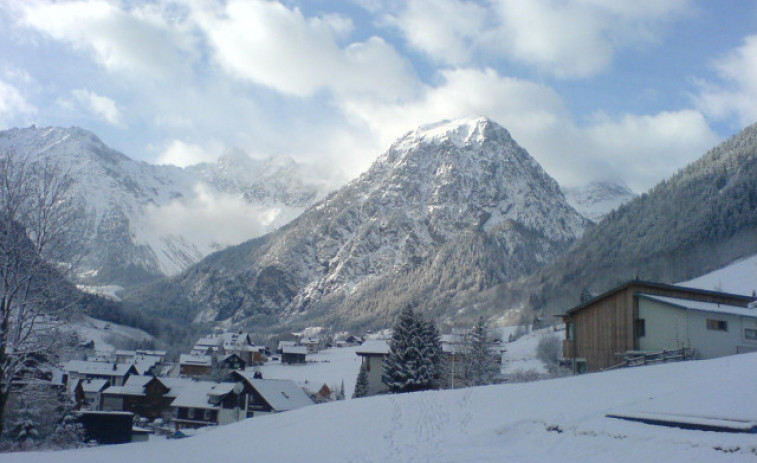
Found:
563,181 -> 636,222
0,126 -> 321,285
161,117 -> 589,329
493,121 -> 757,320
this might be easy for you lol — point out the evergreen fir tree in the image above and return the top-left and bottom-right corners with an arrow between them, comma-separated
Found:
382,305 -> 440,393
352,363 -> 370,398
50,388 -> 85,449
462,317 -> 500,387
420,319 -> 442,389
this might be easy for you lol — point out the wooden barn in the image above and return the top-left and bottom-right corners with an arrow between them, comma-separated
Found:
559,280 -> 756,373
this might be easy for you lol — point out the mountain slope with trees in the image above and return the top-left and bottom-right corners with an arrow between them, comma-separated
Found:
491,121 -> 757,317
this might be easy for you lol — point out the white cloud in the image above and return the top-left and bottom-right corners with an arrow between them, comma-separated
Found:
341,68 -> 718,192
19,0 -> 192,79
190,0 -> 419,98
695,35 -> 757,127
0,80 -> 36,127
582,110 -> 719,191
71,89 -> 122,126
143,184 -> 290,251
155,139 -> 217,167
388,0 -> 694,77
386,0 -> 487,65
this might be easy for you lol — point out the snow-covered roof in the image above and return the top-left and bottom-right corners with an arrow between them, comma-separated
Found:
639,294 -> 757,318
63,360 -> 135,377
282,345 -> 307,355
131,357 -> 159,375
124,375 -> 154,388
81,378 -> 109,393
136,349 -> 167,357
179,354 -> 213,366
356,340 -> 390,356
157,377 -> 197,398
240,377 -> 313,412
195,336 -> 224,347
170,381 -> 236,410
102,385 -> 145,397
115,350 -> 136,357
221,332 -> 250,348
278,341 -> 296,350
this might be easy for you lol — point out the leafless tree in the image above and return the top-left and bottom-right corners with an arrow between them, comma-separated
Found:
0,151 -> 83,436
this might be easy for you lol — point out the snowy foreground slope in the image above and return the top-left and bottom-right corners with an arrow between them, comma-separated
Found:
11,354 -> 757,463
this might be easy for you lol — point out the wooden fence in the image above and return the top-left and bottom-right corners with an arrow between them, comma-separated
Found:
604,347 -> 696,371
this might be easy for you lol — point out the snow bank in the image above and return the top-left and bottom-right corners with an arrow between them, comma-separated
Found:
7,352 -> 757,462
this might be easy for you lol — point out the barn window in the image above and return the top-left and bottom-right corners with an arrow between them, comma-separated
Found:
745,328 -> 757,340
706,319 -> 727,332
635,319 -> 646,337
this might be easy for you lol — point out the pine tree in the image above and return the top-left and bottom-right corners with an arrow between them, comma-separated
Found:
462,317 -> 500,387
352,363 -> 370,398
382,305 -> 440,393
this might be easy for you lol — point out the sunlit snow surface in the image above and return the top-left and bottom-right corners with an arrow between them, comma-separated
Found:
680,253 -> 757,296
8,351 -> 757,462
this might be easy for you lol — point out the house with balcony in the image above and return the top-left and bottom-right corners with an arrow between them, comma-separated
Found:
560,280 -> 757,373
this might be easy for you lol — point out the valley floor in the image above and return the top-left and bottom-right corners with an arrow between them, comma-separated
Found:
7,353 -> 757,462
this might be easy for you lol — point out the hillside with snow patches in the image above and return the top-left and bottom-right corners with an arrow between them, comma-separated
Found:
680,253 -> 757,296
491,121 -> 757,319
129,116 -> 589,331
8,353 -> 757,462
0,126 -> 323,286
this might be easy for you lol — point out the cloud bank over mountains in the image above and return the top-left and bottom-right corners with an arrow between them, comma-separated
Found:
0,0 -> 755,192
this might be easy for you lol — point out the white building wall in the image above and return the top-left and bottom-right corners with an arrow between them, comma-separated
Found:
685,310 -> 757,359
362,355 -> 389,396
638,298 -> 757,359
217,407 -> 244,426
638,300 -> 689,351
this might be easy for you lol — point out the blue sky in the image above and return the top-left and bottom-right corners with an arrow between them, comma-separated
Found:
1,0 -> 756,192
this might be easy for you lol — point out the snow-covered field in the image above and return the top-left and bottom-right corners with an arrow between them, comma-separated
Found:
681,253 -> 757,296
8,352 -> 757,462
71,316 -> 154,354
256,346 -> 363,397
498,326 -> 560,375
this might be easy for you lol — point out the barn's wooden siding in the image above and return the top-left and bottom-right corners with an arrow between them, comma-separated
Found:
563,281 -> 755,372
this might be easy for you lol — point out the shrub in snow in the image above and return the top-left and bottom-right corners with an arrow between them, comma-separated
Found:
353,363 -> 370,398
536,334 -> 562,373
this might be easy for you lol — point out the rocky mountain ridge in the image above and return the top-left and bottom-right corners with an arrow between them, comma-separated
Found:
0,126 -> 323,285
128,117 -> 590,331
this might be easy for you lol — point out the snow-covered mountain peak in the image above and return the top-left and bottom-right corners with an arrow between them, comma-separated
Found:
156,117 -> 589,327
395,116 -> 507,152
216,147 -> 256,169
563,181 -> 636,222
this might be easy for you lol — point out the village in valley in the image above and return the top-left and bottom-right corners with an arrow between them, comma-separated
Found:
4,2 -> 757,460
50,274 -> 757,445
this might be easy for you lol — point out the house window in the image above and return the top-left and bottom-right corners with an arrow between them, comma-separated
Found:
365,357 -> 371,372
635,319 -> 646,338
566,322 -> 575,340
706,319 -> 728,331
745,328 -> 757,341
